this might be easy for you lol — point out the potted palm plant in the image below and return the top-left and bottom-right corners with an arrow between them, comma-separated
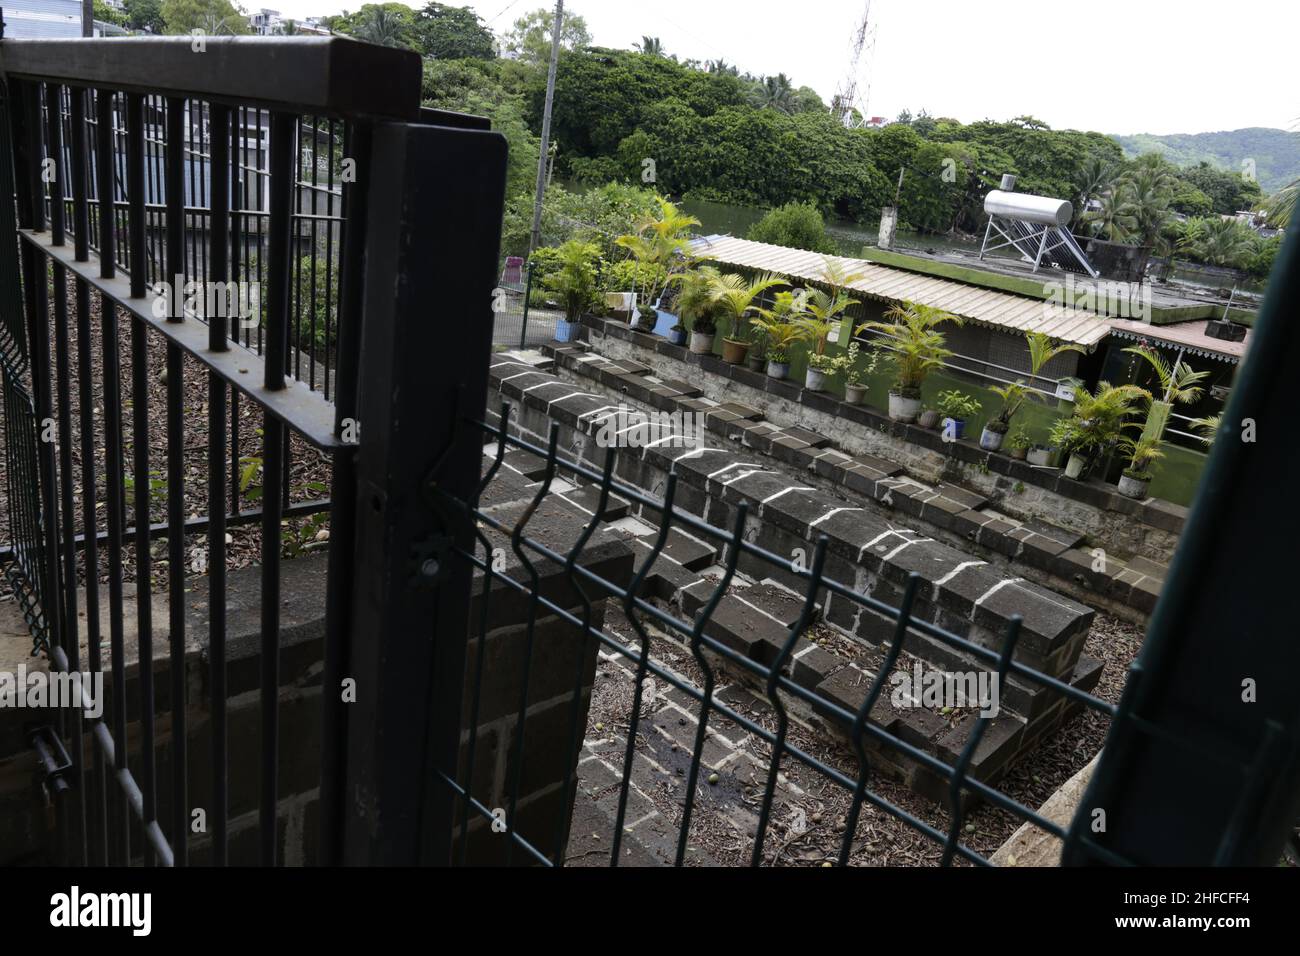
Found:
709,271 -> 789,364
755,322 -> 808,380
799,286 -> 854,391
669,265 -> 723,354
986,332 -> 1085,453
1062,380 -> 1151,478
1117,435 -> 1165,499
858,301 -> 960,423
542,240 -> 601,344
614,198 -> 701,329
936,390 -> 981,441
749,289 -> 803,370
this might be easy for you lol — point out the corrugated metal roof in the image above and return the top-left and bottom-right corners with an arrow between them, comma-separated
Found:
690,236 -> 1114,349
1108,318 -> 1249,365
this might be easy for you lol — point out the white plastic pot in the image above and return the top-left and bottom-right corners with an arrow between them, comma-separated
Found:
888,391 -> 922,423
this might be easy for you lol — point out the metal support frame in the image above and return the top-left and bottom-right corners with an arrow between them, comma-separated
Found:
980,213 -> 1100,278
335,117 -> 507,865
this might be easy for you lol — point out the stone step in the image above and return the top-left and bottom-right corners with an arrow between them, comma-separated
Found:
658,526 -> 719,572
556,486 -> 631,522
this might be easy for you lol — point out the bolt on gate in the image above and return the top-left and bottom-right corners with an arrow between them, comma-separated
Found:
0,36 -> 1297,868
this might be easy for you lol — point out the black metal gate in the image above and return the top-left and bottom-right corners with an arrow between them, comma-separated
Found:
0,36 -> 1296,869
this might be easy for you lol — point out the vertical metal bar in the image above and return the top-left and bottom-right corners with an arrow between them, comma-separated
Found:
164,94 -> 188,866
124,91 -> 159,868
518,260 -> 532,351
45,80 -> 87,864
317,119 -> 370,866
70,84 -> 108,865
264,111 -> 293,389
208,101 -> 231,866
254,109 -> 295,867
95,86 -> 131,864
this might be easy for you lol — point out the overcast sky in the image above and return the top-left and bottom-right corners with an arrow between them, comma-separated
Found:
272,0 -> 1297,136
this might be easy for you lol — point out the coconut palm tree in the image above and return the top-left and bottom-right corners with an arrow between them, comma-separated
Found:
1266,182 -> 1295,227
355,7 -> 409,48
1117,165 -> 1179,252
1072,156 -> 1119,230
637,36 -> 665,56
1084,186 -> 1136,241
762,74 -> 796,114
1177,217 -> 1258,269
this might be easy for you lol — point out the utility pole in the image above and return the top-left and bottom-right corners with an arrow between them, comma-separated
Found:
529,0 -> 564,254
82,0 -> 93,35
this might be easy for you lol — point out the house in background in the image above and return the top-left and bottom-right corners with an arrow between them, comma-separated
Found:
1,0 -> 82,37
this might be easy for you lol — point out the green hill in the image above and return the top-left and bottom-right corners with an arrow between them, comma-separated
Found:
1111,127 -> 1300,193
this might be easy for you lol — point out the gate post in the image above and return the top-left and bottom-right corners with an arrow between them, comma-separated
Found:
336,118 -> 507,865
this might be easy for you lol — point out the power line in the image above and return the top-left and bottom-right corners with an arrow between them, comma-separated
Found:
489,0 -> 524,25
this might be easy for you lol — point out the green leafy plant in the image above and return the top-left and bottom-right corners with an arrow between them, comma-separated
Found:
936,390 -> 981,421
540,240 -> 602,323
708,271 -> 788,343
989,331 -> 1085,430
858,300 -> 960,399
1190,413 -> 1222,448
1118,434 -> 1166,481
756,322 -> 809,363
614,197 -> 701,310
1008,424 -> 1032,450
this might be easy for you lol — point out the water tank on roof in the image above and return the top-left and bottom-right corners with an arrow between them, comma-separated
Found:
984,190 -> 1073,228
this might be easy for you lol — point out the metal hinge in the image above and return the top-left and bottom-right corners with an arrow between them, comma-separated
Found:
27,723 -> 73,809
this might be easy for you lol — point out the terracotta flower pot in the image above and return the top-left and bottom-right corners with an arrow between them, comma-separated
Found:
721,338 -> 749,364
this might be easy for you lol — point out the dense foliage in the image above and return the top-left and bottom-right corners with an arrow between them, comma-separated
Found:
409,5 -> 1286,282
747,202 -> 836,254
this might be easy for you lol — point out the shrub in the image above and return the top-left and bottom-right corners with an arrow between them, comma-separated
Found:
746,201 -> 836,254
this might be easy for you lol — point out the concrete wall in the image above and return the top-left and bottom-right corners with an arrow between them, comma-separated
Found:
0,537 -> 632,865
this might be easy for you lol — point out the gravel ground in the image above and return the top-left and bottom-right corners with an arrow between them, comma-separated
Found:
580,595 -> 1144,867
0,273 -> 334,601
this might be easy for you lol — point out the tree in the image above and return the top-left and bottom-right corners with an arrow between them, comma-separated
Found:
415,3 -> 495,59
94,0 -> 128,26
124,0 -> 165,31
504,8 -> 591,63
161,0 -> 250,35
637,36 -> 665,57
354,5 -> 412,48
747,201 -> 836,253
761,73 -> 795,113
1175,217 -> 1259,269
329,3 -> 415,47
